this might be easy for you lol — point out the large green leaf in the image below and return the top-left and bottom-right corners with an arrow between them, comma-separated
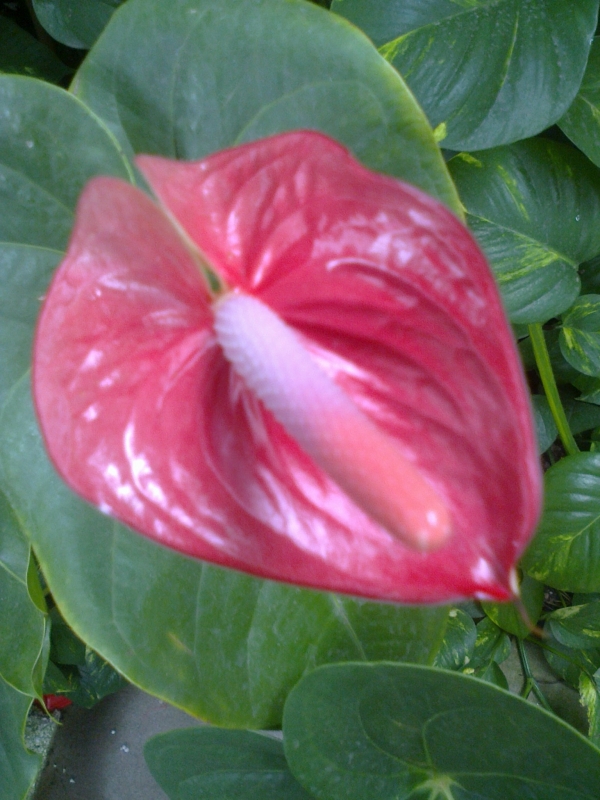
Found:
560,38 -> 600,169
0,75 -> 132,411
0,68 -> 448,729
283,662 -> 600,800
72,0 -> 461,213
0,489 -> 47,698
0,676 -> 40,800
522,453 -> 600,591
32,0 -> 125,49
449,140 -> 600,324
331,0 -> 598,151
0,373 -> 448,727
0,16 -> 71,83
145,729 -> 314,800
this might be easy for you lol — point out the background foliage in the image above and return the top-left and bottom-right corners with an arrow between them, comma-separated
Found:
4,0 -> 600,798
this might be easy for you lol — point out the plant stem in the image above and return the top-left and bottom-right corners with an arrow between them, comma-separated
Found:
516,638 -> 553,712
528,323 -> 579,456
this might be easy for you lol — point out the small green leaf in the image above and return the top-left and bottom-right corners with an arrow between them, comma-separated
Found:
331,0 -> 599,151
49,607 -> 86,666
522,453 -> 600,592
0,675 -> 40,800
546,603 -> 600,650
561,295 -> 600,376
64,648 -> 127,708
531,395 -> 558,453
0,488 -> 47,698
145,729 -> 314,800
560,38 -> 600,169
450,140 -> 600,324
431,608 -> 476,670
0,17 -> 71,83
73,0 -> 461,213
482,573 -> 544,638
543,631 -> 600,689
283,662 -> 600,800
459,616 -> 513,687
32,0 -> 125,49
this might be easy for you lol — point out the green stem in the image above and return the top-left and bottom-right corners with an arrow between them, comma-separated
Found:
516,639 -> 553,713
528,323 -> 579,456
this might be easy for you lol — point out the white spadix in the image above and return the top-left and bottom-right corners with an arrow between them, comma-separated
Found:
213,292 -> 451,551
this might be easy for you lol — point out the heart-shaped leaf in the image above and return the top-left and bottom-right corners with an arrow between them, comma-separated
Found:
0,675 -> 40,800
561,295 -> 600,376
145,729 -> 314,800
0,70 -> 448,728
72,0 -> 461,213
283,662 -> 600,800
32,0 -> 124,49
560,38 -> 600,168
450,140 -> 600,324
331,0 -> 599,151
33,132 -> 541,602
522,453 -> 600,592
1,371 -> 448,726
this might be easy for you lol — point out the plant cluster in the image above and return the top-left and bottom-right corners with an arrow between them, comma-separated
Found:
3,1 -> 600,798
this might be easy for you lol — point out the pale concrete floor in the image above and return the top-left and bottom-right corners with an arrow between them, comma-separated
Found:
32,684 -> 202,799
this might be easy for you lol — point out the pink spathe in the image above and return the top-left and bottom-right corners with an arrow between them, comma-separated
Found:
33,131 -> 542,603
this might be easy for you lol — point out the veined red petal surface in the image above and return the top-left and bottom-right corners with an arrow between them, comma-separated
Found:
33,131 -> 542,604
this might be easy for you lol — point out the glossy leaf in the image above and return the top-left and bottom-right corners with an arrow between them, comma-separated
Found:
283,662 -> 600,800
331,0 -> 599,151
0,489 -> 47,697
531,395 -> 558,453
0,675 -> 40,800
72,0 -> 461,212
32,0 -> 124,49
1,374 -> 448,726
522,453 -> 600,591
0,16 -> 71,83
561,295 -> 600,376
33,132 -> 541,602
145,729 -> 314,800
560,38 -> 600,169
546,602 -> 600,650
450,140 -> 600,324
482,573 -> 545,638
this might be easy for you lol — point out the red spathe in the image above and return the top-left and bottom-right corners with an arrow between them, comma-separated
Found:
33,131 -> 542,603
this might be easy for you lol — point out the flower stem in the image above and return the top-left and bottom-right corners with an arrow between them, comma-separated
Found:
528,323 -> 579,456
516,638 -> 553,712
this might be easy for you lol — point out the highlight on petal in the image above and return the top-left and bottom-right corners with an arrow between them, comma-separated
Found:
33,131 -> 543,604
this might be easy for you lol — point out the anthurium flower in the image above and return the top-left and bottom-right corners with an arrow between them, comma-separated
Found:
33,131 -> 542,604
